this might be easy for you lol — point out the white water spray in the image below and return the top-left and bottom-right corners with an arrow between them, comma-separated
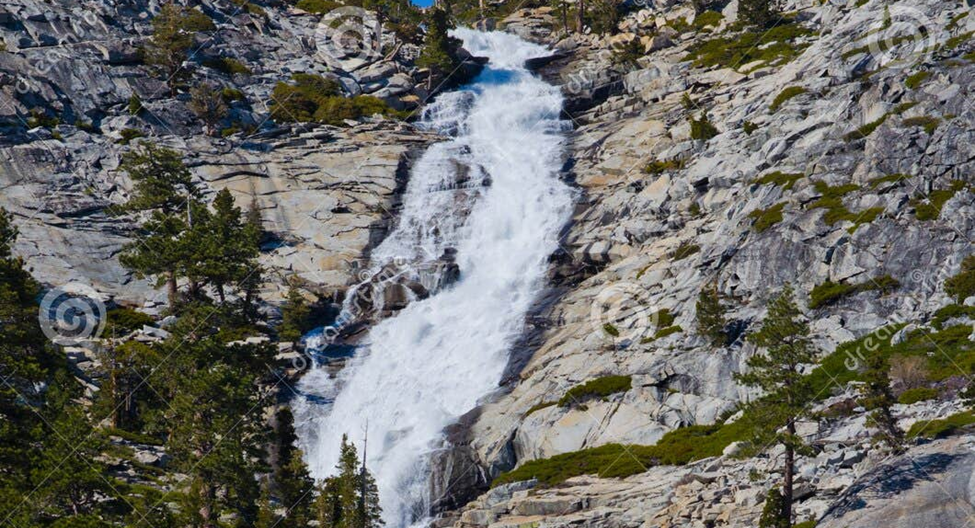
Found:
294,29 -> 573,527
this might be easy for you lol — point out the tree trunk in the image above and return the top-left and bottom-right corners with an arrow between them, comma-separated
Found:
576,0 -> 585,33
783,421 -> 795,527
167,271 -> 178,306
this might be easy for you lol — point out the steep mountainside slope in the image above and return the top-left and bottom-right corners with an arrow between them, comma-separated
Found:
443,0 -> 975,526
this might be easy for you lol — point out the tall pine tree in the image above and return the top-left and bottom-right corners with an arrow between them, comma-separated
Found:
735,284 -> 816,528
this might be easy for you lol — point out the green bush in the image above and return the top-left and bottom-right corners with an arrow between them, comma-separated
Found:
742,121 -> 759,134
769,86 -> 807,112
690,113 -> 719,141
847,206 -> 885,233
897,387 -> 938,405
808,275 -> 899,309
945,256 -> 975,303
932,303 -> 975,329
904,71 -> 930,90
558,375 -> 632,407
645,158 -> 685,174
670,243 -> 700,261
128,94 -> 144,116
693,10 -> 723,30
809,181 -> 860,225
203,57 -> 252,75
902,115 -> 940,134
844,114 -> 889,141
221,87 -> 246,103
295,0 -> 341,13
748,202 -> 786,232
117,128 -> 146,145
907,411 -> 975,439
912,180 -> 966,221
753,171 -> 803,190
106,307 -> 155,335
686,23 -> 813,70
270,74 -> 402,126
602,323 -> 620,337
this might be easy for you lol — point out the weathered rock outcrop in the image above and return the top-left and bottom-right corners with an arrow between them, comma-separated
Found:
441,0 -> 975,525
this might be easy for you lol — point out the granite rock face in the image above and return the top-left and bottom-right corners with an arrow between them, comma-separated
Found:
0,0 -> 447,306
443,0 -> 975,525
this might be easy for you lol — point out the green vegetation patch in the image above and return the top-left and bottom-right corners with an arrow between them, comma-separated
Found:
847,206 -> 885,233
645,157 -> 686,174
295,0 -> 342,13
497,320 -> 975,487
932,304 -> 975,329
946,31 -> 974,51
748,202 -> 786,233
808,275 -> 900,309
897,387 -> 938,405
753,171 -> 804,190
868,173 -> 906,189
902,115 -> 941,134
808,181 -> 860,225
844,114 -> 889,141
945,255 -> 975,303
203,57 -> 252,75
907,411 -> 975,439
686,23 -> 813,70
270,73 -> 403,125
769,86 -> 808,112
690,114 -> 719,141
693,10 -> 724,31
558,375 -> 632,407
524,401 -> 557,417
904,71 -> 930,90
912,180 -> 966,221
670,243 -> 700,261
106,307 -> 155,335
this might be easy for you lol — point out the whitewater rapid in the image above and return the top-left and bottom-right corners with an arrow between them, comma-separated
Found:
294,29 -> 574,527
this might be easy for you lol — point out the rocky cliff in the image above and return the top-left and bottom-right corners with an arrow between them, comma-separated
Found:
3,0 -> 975,527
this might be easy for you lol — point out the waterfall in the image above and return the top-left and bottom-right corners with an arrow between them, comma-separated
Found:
294,29 -> 574,527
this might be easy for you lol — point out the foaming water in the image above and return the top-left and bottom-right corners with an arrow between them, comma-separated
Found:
294,29 -> 573,527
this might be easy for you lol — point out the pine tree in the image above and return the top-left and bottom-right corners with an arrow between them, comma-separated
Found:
695,283 -> 727,347
255,481 -> 279,528
416,8 -> 458,81
145,4 -> 216,94
280,283 -> 311,342
758,487 -> 789,528
738,0 -> 779,29
118,143 -> 199,306
735,284 -> 816,528
277,449 -> 316,528
316,435 -> 383,528
189,82 -> 228,136
120,142 -> 196,215
859,353 -> 905,453
185,189 -> 260,303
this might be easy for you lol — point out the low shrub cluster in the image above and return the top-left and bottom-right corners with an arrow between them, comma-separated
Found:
686,22 -> 813,70
907,411 -> 975,439
748,202 -> 786,232
769,86 -> 807,112
753,171 -> 803,190
897,387 -> 938,405
912,180 -> 966,221
269,73 -> 403,125
496,320 -> 975,487
808,275 -> 899,309
558,375 -> 632,407
945,256 -> 975,303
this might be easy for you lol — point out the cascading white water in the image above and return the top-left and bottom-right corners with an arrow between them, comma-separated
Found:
294,29 -> 573,527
